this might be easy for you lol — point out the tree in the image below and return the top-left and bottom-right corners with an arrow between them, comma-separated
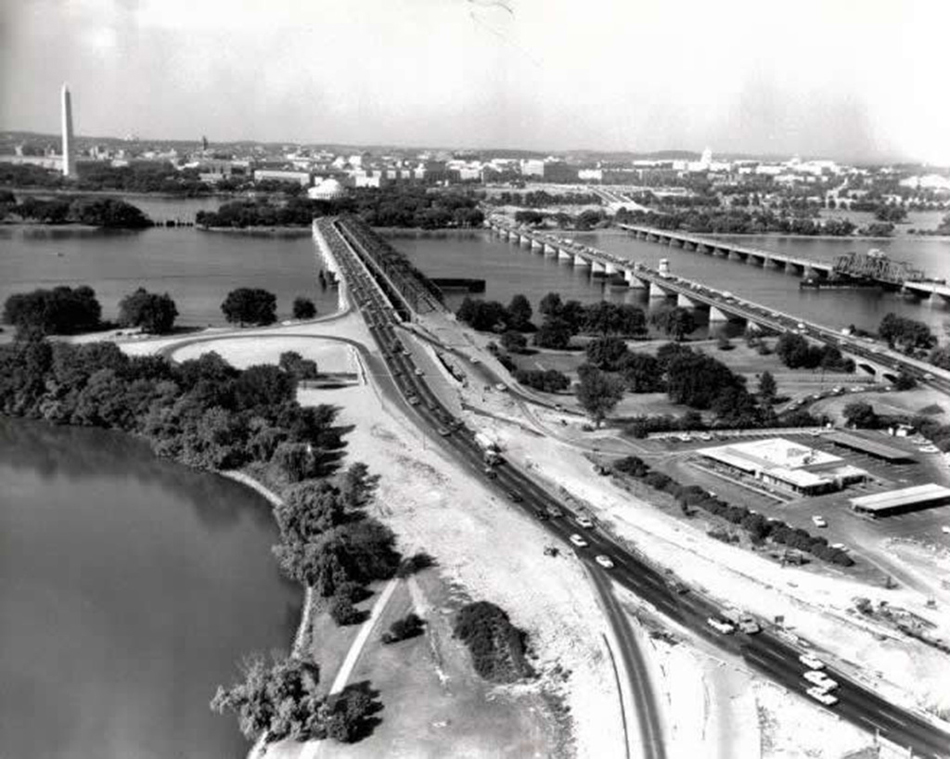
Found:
117,288 -> 178,334
293,296 -> 317,320
506,294 -> 533,331
339,462 -> 380,508
501,330 -> 528,354
758,371 -> 777,405
878,313 -> 935,353
210,651 -> 323,743
534,317 -> 572,349
843,401 -> 880,429
221,288 -> 277,326
3,285 -> 102,335
619,352 -> 663,392
279,351 -> 319,380
538,292 -> 563,319
650,307 -> 696,341
585,336 -> 629,371
575,366 -> 625,427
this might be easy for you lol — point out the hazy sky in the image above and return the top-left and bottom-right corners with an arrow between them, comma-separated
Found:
2,0 -> 949,163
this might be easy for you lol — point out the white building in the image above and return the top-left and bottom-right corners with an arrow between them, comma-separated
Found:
307,178 -> 346,200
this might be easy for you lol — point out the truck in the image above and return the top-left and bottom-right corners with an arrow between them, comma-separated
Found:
475,432 -> 503,465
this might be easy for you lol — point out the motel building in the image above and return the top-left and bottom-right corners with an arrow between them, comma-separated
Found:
697,438 -> 868,497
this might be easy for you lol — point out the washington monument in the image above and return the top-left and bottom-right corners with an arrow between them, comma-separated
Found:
61,83 -> 76,177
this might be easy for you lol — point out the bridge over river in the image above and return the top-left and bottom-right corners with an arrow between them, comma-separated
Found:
486,216 -> 950,391
618,223 -> 950,303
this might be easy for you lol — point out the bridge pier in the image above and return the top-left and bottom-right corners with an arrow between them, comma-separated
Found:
591,260 -> 607,277
531,238 -> 543,251
557,246 -> 573,262
677,292 -> 698,309
708,305 -> 730,322
625,270 -> 647,289
574,255 -> 591,269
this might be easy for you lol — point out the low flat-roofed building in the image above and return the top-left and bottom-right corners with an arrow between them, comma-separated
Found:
698,437 -> 867,497
253,169 -> 311,186
824,431 -> 916,463
850,483 -> 950,518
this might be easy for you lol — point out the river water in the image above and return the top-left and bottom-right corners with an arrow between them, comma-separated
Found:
390,229 -> 950,336
0,418 -> 300,758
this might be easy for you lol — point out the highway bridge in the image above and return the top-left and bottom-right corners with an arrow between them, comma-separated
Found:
619,223 -> 950,302
486,216 -> 950,392
317,217 -> 950,759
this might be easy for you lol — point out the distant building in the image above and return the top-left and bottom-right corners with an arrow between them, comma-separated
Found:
308,178 -> 346,200
698,437 -> 867,497
578,168 -> 604,182
521,159 -> 545,177
253,169 -> 311,186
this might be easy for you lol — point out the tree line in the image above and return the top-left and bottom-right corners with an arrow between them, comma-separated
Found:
0,191 -> 152,228
0,160 -> 213,196
196,188 -> 484,229
3,285 -> 318,336
613,206 -> 895,237
612,456 -> 854,566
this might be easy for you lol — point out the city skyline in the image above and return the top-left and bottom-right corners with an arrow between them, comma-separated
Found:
2,0 -> 950,165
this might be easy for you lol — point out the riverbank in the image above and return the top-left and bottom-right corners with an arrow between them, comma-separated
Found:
196,225 -> 313,236
218,470 -> 315,658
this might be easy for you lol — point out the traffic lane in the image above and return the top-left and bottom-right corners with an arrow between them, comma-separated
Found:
588,565 -> 667,759
334,226 -> 950,757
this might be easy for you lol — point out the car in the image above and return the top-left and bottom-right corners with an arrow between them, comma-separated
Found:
806,686 -> 838,706
738,618 -> 761,635
851,386 -> 863,393
507,491 -> 523,503
414,368 -> 424,376
470,357 -> 480,364
811,516 -> 827,528
803,670 -> 838,690
495,383 -> 507,392
569,534 -> 588,548
576,516 -> 595,529
941,526 -> 950,535
669,581 -> 690,595
483,467 -> 498,480
545,506 -> 563,518
595,555 -> 614,569
437,427 -> 450,437
407,395 -> 421,406
799,653 -> 825,670
707,617 -> 736,634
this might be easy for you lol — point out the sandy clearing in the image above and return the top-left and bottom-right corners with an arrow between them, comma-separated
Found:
169,337 -> 357,373
294,374 -> 625,758
473,412 -> 950,722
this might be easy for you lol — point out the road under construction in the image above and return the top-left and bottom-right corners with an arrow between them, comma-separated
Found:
314,215 -> 950,759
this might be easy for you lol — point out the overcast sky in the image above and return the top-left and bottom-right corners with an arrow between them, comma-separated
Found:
2,0 -> 949,164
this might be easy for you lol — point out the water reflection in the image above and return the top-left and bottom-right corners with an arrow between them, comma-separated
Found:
0,417 -> 300,759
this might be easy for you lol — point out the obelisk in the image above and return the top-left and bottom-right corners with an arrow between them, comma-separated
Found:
61,84 -> 76,177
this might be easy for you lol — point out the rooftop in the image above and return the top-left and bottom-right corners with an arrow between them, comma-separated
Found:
850,483 -> 950,512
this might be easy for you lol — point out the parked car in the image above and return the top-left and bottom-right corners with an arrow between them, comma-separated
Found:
812,516 -> 827,528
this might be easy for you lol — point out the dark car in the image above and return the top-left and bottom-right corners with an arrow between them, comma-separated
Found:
507,491 -> 523,503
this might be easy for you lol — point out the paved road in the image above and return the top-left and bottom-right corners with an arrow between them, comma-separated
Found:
321,216 -> 950,759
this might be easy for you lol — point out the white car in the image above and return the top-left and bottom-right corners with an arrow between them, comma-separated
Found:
707,617 -> 736,634
569,534 -> 588,548
941,526 -> 950,535
803,670 -> 838,690
812,516 -> 827,528
799,653 -> 825,670
806,686 -> 838,706
594,555 -> 614,569
576,516 -> 595,529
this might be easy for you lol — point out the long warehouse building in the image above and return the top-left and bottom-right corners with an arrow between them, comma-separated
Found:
850,483 -> 950,518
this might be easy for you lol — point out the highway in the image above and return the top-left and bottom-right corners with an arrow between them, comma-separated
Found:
320,216 -> 950,759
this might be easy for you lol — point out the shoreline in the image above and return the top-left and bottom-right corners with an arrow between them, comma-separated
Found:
218,470 -> 315,658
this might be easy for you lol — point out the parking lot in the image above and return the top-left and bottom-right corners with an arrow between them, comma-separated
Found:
651,428 -> 950,552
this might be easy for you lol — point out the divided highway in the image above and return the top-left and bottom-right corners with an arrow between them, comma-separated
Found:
322,217 -> 950,759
